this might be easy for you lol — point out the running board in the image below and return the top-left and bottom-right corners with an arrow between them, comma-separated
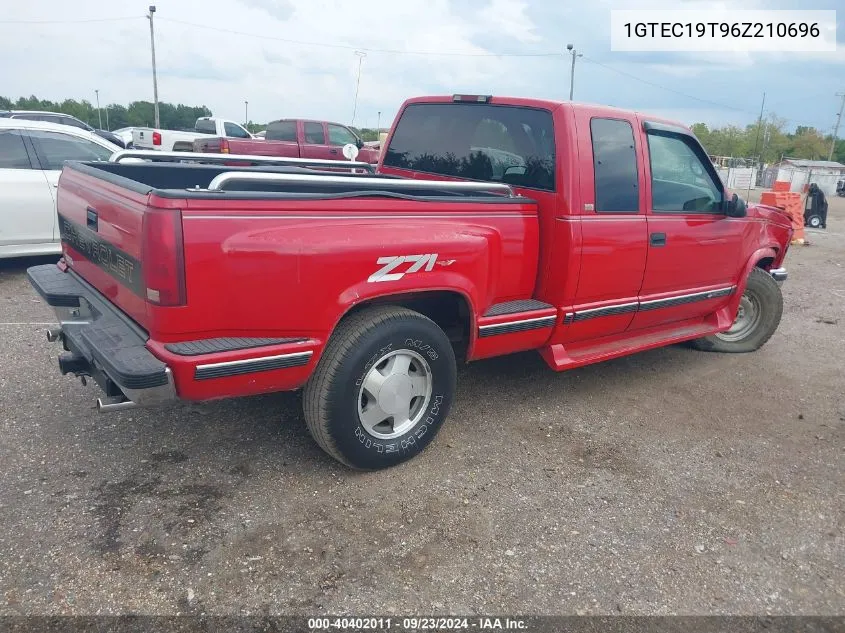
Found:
539,320 -> 718,371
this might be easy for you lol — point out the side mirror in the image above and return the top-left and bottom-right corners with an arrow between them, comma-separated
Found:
725,193 -> 747,218
355,138 -> 365,149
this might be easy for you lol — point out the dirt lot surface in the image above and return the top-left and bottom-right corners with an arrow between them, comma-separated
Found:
0,196 -> 843,617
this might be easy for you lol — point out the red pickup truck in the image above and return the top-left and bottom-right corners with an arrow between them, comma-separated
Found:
28,94 -> 792,470
193,118 -> 381,163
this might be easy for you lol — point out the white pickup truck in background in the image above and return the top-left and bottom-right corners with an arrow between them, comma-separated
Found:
131,117 -> 254,151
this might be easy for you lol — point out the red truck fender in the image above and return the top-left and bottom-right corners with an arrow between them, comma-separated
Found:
715,246 -> 779,330
316,227 -> 503,364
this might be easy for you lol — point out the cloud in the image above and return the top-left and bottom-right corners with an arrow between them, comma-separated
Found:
239,0 -> 294,21
0,0 -> 840,134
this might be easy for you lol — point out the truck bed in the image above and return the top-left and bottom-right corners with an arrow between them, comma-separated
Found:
70,161 -> 519,197
39,160 -> 539,403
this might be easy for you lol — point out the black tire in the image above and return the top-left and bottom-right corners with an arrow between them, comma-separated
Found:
303,306 -> 457,470
690,267 -> 783,353
806,214 -> 822,229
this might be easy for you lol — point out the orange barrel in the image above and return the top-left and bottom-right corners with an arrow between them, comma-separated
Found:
777,192 -> 805,244
760,191 -> 779,206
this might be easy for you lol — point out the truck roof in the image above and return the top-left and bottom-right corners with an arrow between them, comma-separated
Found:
267,118 -> 355,127
400,95 -> 692,133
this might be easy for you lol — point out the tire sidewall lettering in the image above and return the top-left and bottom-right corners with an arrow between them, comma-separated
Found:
404,338 -> 439,361
339,328 -> 453,463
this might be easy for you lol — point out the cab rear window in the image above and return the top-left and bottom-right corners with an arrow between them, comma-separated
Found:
195,119 -> 216,134
384,103 -> 555,191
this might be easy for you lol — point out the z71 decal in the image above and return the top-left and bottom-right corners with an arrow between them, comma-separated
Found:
367,254 -> 454,283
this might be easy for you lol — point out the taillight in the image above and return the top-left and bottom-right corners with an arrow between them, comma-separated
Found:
141,208 -> 186,307
220,138 -> 230,154
152,131 -> 162,146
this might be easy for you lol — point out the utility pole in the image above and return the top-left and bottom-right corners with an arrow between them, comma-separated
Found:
828,92 -> 845,161
377,111 -> 381,136
747,92 -> 766,199
147,5 -> 160,128
751,92 -> 765,161
566,44 -> 582,101
351,50 -> 366,128
95,89 -> 102,129
244,100 -> 249,126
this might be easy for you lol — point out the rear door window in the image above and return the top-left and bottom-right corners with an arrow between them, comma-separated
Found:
27,130 -> 114,170
266,120 -> 297,141
303,122 -> 326,145
0,129 -> 34,169
590,118 -> 639,212
384,102 -> 555,191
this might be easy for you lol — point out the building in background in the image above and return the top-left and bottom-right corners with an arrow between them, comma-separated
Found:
761,159 -> 845,196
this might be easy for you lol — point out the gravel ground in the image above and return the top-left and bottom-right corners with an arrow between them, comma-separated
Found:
0,196 -> 843,617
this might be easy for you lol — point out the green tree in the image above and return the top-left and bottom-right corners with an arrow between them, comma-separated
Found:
690,123 -> 710,147
789,129 -> 828,160
831,139 -> 845,164
1,94 -> 213,130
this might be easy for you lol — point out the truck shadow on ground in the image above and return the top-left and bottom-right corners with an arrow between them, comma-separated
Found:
68,341 -> 704,571
0,255 -> 61,276
124,341 -> 700,458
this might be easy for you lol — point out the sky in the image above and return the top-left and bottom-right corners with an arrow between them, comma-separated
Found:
0,0 -> 842,133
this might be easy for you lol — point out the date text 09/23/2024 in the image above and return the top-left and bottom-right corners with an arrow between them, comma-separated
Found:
307,617 -> 528,630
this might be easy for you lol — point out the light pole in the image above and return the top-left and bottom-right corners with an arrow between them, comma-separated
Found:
377,111 -> 381,136
351,50 -> 366,128
566,44 -> 582,101
147,5 -> 160,128
95,89 -> 102,129
828,92 -> 845,161
244,100 -> 249,126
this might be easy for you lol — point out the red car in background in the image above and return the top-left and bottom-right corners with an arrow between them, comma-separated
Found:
193,118 -> 381,163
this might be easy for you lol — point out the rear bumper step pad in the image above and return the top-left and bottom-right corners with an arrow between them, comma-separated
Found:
26,264 -> 82,307
165,337 -> 307,356
27,264 -> 168,392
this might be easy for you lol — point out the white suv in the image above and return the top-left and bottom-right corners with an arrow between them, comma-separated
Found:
0,119 -> 121,259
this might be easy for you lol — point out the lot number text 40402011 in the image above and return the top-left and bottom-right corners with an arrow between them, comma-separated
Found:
306,617 -> 529,631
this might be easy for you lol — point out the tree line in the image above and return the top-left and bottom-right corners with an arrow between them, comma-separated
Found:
691,114 -> 845,165
1,95 -> 212,131
1,95 -> 384,141
6,95 -> 837,160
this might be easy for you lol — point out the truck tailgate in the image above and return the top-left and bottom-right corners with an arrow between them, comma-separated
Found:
56,166 -> 152,330
131,128 -> 156,150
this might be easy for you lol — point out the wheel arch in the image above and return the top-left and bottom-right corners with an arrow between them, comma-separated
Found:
723,246 -> 780,323
333,288 -> 477,361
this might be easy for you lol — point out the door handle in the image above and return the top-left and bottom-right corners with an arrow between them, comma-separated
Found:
650,232 -> 667,247
330,149 -> 338,154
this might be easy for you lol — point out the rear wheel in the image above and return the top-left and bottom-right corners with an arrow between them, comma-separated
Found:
303,306 -> 456,470
806,214 -> 822,229
690,267 -> 783,353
